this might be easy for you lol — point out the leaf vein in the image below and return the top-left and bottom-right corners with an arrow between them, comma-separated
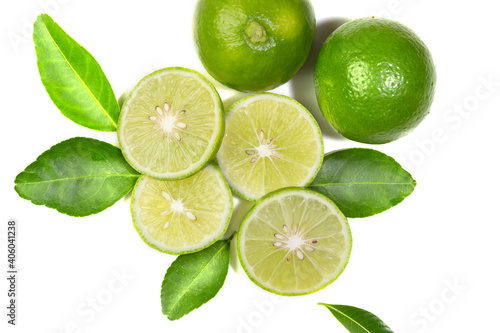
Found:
311,182 -> 414,187
41,19 -> 117,128
165,241 -> 229,316
16,174 -> 139,185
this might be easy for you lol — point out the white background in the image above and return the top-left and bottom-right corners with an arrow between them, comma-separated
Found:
1,0 -> 499,332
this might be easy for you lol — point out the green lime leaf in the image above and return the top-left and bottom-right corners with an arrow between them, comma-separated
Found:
319,304 -> 394,333
161,233 -> 235,320
14,137 -> 139,216
33,14 -> 119,131
309,148 -> 416,218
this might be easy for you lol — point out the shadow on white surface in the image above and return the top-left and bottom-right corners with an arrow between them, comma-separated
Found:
224,196 -> 253,274
289,17 -> 351,141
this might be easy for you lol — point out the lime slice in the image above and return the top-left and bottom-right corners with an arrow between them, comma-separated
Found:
238,187 -> 352,295
131,164 -> 233,254
118,67 -> 224,180
216,93 -> 323,201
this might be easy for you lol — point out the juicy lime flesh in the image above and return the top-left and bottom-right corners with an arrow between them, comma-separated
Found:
193,0 -> 315,92
217,94 -> 323,201
132,165 -> 232,254
239,189 -> 351,295
314,17 -> 436,144
119,68 -> 222,179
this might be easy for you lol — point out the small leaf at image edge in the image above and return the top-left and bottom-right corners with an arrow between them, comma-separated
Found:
319,303 -> 394,333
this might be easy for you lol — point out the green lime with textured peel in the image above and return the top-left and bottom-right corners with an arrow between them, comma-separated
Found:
238,187 -> 352,296
118,67 -> 224,180
217,93 -> 323,202
131,164 -> 232,255
193,0 -> 315,92
314,17 -> 436,144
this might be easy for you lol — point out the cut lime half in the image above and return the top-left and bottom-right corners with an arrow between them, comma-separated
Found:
217,93 -> 323,201
131,164 -> 233,254
238,187 -> 352,296
118,67 -> 224,180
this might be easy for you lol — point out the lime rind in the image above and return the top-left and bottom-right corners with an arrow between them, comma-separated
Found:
313,17 -> 436,144
216,92 -> 324,202
237,187 -> 352,296
118,67 -> 224,181
193,0 -> 315,92
131,164 -> 233,255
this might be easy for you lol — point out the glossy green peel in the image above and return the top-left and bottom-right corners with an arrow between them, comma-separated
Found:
314,17 -> 436,144
194,0 -> 315,92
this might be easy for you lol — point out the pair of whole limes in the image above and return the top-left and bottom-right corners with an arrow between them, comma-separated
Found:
194,0 -> 436,144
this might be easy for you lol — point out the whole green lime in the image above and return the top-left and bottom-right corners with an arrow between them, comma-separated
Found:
314,17 -> 436,144
193,0 -> 315,92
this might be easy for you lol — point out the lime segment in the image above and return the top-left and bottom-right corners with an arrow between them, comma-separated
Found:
118,67 -> 224,180
131,164 -> 232,254
217,93 -> 323,201
238,188 -> 351,295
